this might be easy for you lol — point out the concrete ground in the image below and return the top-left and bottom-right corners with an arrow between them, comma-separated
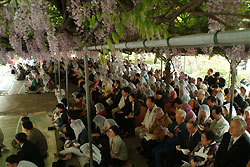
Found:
0,72 -> 147,167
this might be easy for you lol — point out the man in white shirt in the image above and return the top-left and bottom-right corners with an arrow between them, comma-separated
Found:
210,106 -> 229,144
135,96 -> 157,140
6,154 -> 38,167
111,87 -> 129,118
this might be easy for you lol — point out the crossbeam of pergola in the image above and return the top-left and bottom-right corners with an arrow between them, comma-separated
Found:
88,29 -> 250,50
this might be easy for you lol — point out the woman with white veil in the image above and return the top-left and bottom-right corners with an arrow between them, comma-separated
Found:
222,103 -> 237,122
93,115 -> 106,134
104,119 -> 119,132
80,143 -> 102,166
197,104 -> 212,130
215,92 -> 224,106
56,119 -> 88,159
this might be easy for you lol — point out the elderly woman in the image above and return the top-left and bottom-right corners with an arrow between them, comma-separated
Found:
93,115 -> 106,134
95,103 -> 107,118
222,103 -> 237,122
102,78 -> 113,97
181,103 -> 197,122
197,104 -> 212,130
55,116 -> 88,160
187,130 -> 217,167
215,92 -> 224,106
80,143 -> 102,167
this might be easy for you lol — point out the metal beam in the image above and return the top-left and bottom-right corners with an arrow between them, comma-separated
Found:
88,29 -> 250,50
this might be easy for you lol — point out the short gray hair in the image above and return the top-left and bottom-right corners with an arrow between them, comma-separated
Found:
177,109 -> 186,119
154,107 -> 164,114
232,115 -> 247,130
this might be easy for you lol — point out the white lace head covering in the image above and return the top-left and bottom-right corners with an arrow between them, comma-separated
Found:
216,92 -> 224,106
80,143 -> 102,164
198,104 -> 210,123
104,119 -> 118,130
95,103 -> 105,112
223,103 -> 237,118
93,115 -> 106,130
189,83 -> 198,97
70,119 -> 85,139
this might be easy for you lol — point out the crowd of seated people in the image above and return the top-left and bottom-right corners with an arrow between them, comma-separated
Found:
4,57 -> 250,167
10,62 -> 55,93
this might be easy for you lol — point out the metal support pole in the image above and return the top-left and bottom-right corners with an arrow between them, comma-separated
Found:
54,60 -> 57,89
183,56 -> 186,72
228,68 -> 231,88
58,61 -> 61,95
66,64 -> 69,109
128,54 -> 130,77
161,60 -> 163,79
84,54 -> 93,167
229,60 -> 237,123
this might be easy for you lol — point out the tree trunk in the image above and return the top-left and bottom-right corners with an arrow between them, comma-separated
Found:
229,59 -> 237,122
165,60 -> 171,103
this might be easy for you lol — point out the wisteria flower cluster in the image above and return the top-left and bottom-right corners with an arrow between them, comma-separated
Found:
225,45 -> 248,62
206,0 -> 248,32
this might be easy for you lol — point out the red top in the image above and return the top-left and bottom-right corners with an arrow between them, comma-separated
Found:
97,110 -> 107,118
245,118 -> 250,133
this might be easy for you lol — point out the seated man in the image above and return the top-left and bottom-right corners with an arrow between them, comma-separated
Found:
15,133 -> 44,167
166,119 -> 201,167
214,116 -> 250,167
209,106 -> 229,144
22,121 -> 48,159
193,89 -> 207,114
6,154 -> 38,167
141,107 -> 172,159
135,97 -> 158,140
152,110 -> 187,167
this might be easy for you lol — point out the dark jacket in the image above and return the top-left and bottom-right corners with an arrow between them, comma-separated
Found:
234,94 -> 243,106
180,129 -> 201,151
17,141 -> 44,167
27,128 -> 48,156
78,128 -> 88,146
121,96 -> 132,116
214,132 -> 250,167
166,121 -> 187,146
133,100 -> 141,116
